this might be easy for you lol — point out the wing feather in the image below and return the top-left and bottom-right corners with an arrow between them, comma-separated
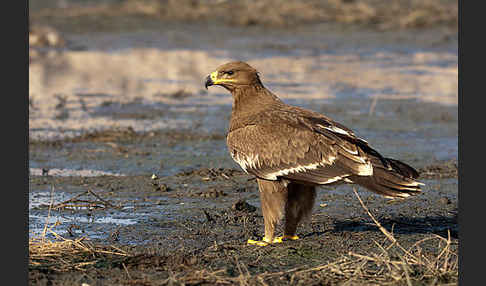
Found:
227,117 -> 373,184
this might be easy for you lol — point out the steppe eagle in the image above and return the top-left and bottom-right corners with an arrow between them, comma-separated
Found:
204,61 -> 423,246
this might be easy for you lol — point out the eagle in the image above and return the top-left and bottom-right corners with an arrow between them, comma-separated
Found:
204,61 -> 423,246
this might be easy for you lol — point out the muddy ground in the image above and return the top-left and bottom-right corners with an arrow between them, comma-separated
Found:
28,116 -> 458,285
29,129 -> 458,286
29,1 -> 458,285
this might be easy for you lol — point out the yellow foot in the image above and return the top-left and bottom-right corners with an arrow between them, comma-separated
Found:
273,235 -> 300,243
247,236 -> 276,246
247,235 -> 299,246
247,239 -> 269,246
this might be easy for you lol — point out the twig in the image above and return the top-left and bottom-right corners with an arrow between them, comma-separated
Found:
42,185 -> 56,239
52,189 -> 120,210
352,187 -> 396,244
87,189 -> 118,208
122,263 -> 132,280
52,190 -> 88,208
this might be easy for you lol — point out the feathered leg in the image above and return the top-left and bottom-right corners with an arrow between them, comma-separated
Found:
248,179 -> 287,246
274,183 -> 316,242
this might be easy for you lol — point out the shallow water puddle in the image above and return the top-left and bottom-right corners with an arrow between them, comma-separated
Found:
29,168 -> 126,177
29,214 -> 138,238
28,185 -> 200,242
29,189 -> 142,239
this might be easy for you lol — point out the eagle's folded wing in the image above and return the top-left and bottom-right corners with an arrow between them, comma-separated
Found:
226,119 -> 375,184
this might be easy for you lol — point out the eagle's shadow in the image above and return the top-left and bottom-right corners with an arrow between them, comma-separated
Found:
304,214 -> 458,240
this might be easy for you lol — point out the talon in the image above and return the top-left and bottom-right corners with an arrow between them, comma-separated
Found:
247,239 -> 269,246
273,235 -> 299,243
262,236 -> 273,243
248,235 -> 299,246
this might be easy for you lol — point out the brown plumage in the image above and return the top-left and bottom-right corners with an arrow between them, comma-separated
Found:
205,61 -> 423,246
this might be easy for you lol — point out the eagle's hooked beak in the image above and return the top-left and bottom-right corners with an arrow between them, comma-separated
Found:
205,75 -> 213,89
204,71 -> 218,89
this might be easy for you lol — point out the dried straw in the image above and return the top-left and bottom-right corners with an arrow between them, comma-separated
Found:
29,186 -> 129,272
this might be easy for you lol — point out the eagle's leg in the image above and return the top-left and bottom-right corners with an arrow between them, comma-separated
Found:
274,183 -> 316,243
248,179 -> 288,246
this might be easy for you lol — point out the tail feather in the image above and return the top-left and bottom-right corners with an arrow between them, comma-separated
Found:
351,156 -> 423,198
386,158 -> 420,179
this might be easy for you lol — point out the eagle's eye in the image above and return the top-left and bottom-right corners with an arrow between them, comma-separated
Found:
226,70 -> 234,76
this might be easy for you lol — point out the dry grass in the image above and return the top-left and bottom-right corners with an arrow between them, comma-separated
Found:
29,187 -> 129,272
29,234 -> 129,272
157,237 -> 457,286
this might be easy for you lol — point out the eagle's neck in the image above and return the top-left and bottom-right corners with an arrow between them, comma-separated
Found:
229,84 -> 282,132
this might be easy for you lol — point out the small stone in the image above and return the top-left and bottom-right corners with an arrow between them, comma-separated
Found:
232,199 -> 257,212
158,184 -> 169,192
439,197 -> 451,205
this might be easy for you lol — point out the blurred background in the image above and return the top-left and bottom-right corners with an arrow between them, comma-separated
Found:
29,0 -> 458,173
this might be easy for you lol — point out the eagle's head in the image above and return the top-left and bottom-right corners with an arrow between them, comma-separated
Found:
205,61 -> 262,91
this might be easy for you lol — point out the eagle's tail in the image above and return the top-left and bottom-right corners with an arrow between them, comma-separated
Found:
350,157 -> 423,198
